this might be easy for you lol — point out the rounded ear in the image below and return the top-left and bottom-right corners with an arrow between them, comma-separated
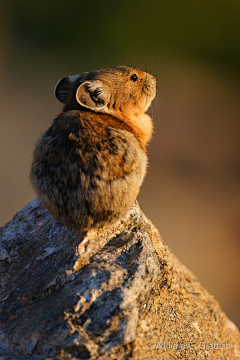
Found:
54,75 -> 80,103
76,80 -> 107,111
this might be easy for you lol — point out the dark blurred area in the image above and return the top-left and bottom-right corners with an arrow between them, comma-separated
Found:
0,0 -> 239,326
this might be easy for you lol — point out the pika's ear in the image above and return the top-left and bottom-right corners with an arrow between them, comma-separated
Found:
76,80 -> 107,111
54,75 -> 80,103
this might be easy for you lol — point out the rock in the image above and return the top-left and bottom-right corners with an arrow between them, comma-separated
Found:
0,199 -> 239,360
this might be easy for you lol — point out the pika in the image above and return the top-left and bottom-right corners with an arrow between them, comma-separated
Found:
30,66 -> 156,232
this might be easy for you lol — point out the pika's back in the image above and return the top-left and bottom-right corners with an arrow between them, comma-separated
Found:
31,66 -> 156,232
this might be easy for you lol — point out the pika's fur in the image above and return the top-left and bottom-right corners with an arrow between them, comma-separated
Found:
30,66 -> 156,232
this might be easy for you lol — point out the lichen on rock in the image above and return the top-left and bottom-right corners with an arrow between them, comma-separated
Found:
0,199 -> 239,359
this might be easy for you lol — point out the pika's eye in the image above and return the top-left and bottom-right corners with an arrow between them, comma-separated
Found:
130,74 -> 138,82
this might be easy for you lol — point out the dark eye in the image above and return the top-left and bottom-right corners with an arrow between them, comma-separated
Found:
130,74 -> 138,82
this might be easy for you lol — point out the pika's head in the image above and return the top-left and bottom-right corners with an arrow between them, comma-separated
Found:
55,66 -> 156,120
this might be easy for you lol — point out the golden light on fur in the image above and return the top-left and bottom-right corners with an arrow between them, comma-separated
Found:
31,66 -> 156,232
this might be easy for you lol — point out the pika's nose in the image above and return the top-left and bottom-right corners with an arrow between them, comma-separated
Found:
149,74 -> 157,84
145,74 -> 156,87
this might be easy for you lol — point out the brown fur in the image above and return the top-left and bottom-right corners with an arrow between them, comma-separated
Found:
30,66 -> 156,232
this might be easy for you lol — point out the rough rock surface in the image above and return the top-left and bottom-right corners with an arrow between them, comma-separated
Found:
0,199 -> 239,360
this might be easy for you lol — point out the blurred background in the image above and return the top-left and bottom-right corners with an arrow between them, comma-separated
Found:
0,0 -> 239,326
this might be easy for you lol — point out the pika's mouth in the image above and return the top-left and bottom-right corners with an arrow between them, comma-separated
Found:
143,81 -> 156,111
143,74 -> 156,97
